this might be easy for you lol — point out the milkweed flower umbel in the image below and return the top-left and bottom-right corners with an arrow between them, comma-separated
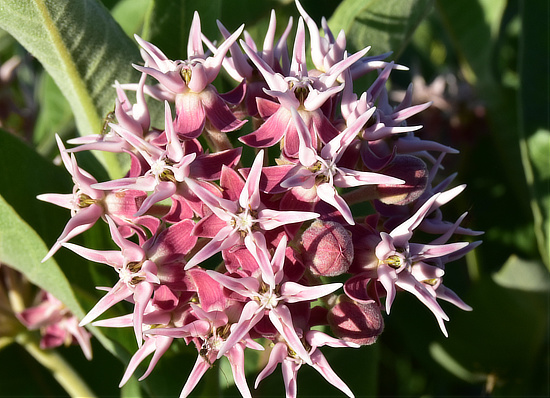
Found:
38,1 -> 481,396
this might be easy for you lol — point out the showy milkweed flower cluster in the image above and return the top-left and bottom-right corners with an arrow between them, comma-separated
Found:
38,1 -> 482,396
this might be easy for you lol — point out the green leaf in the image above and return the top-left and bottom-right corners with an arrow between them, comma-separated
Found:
0,194 -> 85,320
435,0 -> 506,86
493,255 -> 550,292
328,0 -> 434,59
518,0 -> 550,268
111,0 -> 151,37
141,0 -> 223,61
0,0 -> 141,178
33,72 -> 76,157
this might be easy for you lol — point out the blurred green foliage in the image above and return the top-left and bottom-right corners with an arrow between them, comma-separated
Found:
0,0 -> 547,397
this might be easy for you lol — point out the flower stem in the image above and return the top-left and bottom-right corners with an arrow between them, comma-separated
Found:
15,332 -> 96,398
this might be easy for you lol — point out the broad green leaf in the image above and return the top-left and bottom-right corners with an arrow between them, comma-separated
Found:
328,0 -> 434,60
435,0 -> 506,86
0,194 -> 85,320
33,72 -> 76,157
492,255 -> 550,292
0,0 -> 141,178
111,0 -> 151,37
518,0 -> 550,268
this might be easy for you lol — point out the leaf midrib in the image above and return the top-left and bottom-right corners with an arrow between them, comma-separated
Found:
35,0 -> 101,134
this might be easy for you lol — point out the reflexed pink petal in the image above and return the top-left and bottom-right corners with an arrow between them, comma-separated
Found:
269,305 -> 311,365
377,264 -> 397,314
133,281 -> 154,346
244,232 -> 275,288
290,108 -> 317,167
239,150 -> 264,210
255,342 -> 287,388
201,88 -> 247,132
105,216 -> 145,263
184,226 -> 240,270
79,281 -> 133,326
226,344 -> 252,398
217,300 -> 263,359
306,330 -> 360,349
316,183 -> 354,225
409,242 -> 470,260
62,243 -> 124,268
134,181 -> 177,217
281,360 -> 299,398
239,106 -> 290,148
175,93 -> 205,138
133,64 -> 185,93
205,271 -> 260,298
179,355 -> 211,398
280,281 -> 342,303
257,208 -> 319,230
36,193 -> 74,210
42,204 -> 103,262
138,335 -> 173,381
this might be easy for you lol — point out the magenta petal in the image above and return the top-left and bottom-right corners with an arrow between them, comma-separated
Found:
187,268 -> 227,312
147,219 -> 197,264
190,148 -> 242,180
201,88 -> 247,132
239,107 -> 290,148
175,93 -> 206,138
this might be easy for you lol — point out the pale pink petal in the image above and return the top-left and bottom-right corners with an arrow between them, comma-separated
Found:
184,226 -> 239,270
280,281 -> 342,303
62,243 -> 125,268
269,305 -> 311,365
42,204 -> 103,262
217,300 -> 263,359
255,342 -> 288,388
226,344 -> 252,398
175,93 -> 205,138
179,355 -> 211,398
239,150 -> 264,210
316,183 -> 354,225
79,281 -> 132,326
138,335 -> 173,381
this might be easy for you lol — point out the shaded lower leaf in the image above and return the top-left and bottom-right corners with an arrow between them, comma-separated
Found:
0,194 -> 84,320
518,0 -> 550,267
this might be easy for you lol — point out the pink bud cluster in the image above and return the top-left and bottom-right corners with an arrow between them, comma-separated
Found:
38,1 -> 482,397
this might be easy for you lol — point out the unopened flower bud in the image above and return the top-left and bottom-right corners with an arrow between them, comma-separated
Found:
376,155 -> 428,205
327,295 -> 384,345
301,220 -> 353,277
